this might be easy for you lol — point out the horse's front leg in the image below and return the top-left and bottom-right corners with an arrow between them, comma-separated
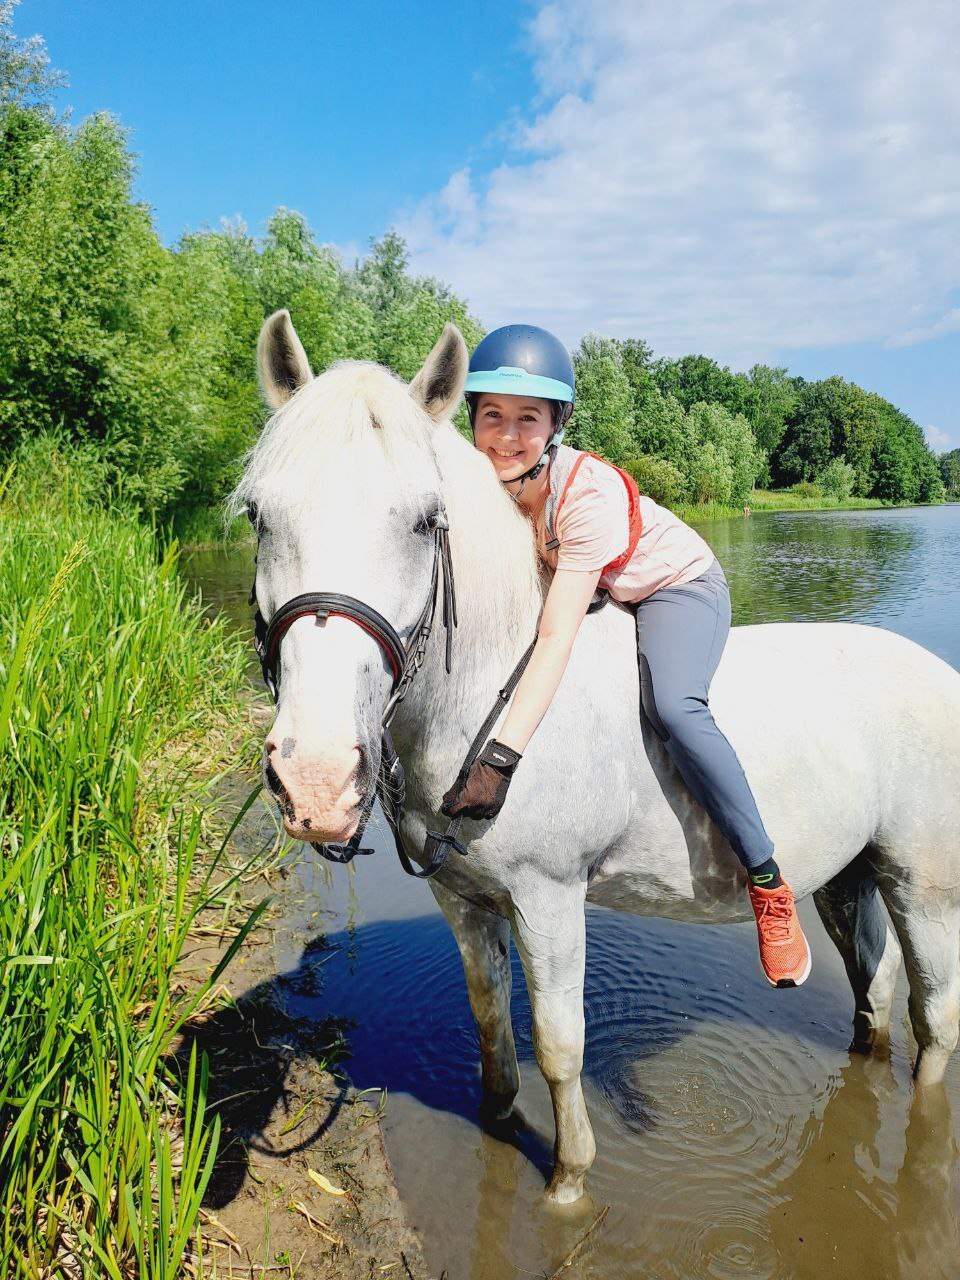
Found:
511,882 -> 595,1205
429,879 -> 520,1119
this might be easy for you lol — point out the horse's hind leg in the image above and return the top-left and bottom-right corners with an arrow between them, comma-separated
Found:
511,883 -> 595,1205
875,863 -> 960,1086
429,880 -> 519,1119
814,850 -> 902,1051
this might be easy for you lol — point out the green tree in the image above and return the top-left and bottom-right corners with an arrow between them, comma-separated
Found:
814,456 -> 856,501
838,385 -> 881,496
0,109 -> 196,508
631,388 -> 695,474
687,440 -> 734,505
0,0 -> 64,112
620,455 -> 685,506
257,209 -> 375,369
940,449 -> 960,499
746,364 -> 796,484
686,401 -> 760,506
653,353 -> 754,420
569,334 -> 635,463
774,379 -> 841,483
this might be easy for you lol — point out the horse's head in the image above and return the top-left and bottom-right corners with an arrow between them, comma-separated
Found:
232,310 -> 469,844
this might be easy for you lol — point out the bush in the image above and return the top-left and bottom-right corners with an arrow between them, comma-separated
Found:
685,401 -> 761,506
791,480 -> 823,499
621,455 -> 685,507
814,456 -> 856,501
687,440 -> 734,504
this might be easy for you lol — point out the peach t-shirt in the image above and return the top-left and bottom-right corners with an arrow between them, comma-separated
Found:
531,448 -> 716,603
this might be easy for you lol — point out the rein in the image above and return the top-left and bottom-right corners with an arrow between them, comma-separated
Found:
249,507 -> 606,880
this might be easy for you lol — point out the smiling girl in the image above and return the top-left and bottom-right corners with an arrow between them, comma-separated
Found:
441,324 -> 811,988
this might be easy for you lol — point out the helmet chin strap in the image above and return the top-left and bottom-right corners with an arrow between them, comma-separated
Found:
503,429 -> 564,502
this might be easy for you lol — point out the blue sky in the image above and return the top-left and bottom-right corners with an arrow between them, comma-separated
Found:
17,0 -> 960,451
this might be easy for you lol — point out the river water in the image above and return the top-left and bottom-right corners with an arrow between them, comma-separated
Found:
184,503 -> 960,1280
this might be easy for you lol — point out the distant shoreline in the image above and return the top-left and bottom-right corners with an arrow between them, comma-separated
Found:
180,491 -> 947,551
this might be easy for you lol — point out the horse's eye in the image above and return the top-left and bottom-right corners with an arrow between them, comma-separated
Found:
414,507 -> 447,536
247,503 -> 266,535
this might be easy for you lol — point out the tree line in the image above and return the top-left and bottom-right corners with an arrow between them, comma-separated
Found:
568,338 -> 949,508
0,4 -> 953,525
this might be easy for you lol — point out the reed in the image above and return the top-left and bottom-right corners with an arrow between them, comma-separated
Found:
0,449 -> 261,1277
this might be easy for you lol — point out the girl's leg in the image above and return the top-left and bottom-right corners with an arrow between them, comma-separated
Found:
634,560 -> 772,870
635,560 -> 811,986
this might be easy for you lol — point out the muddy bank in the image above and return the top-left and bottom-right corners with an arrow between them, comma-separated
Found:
174,773 -> 434,1280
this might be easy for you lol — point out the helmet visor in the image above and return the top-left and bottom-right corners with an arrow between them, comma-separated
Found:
465,366 -> 573,403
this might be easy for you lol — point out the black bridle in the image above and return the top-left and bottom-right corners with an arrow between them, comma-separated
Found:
248,504 -> 605,879
250,506 -> 542,879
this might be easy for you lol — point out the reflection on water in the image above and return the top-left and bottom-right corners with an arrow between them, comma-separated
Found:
699,505 -> 960,667
182,504 -> 960,1280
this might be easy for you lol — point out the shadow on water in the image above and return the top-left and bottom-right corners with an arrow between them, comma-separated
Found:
176,897 -> 871,1211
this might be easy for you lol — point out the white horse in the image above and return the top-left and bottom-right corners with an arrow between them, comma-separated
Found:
232,312 -> 960,1204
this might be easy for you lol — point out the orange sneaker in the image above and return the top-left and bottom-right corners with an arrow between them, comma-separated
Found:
748,881 -> 811,987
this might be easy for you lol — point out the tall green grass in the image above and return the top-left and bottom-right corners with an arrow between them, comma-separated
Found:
0,445 -> 262,1277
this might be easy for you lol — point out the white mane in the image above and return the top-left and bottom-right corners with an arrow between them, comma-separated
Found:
228,359 -> 543,645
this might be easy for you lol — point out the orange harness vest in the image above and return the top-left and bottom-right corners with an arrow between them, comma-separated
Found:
543,448 -> 643,576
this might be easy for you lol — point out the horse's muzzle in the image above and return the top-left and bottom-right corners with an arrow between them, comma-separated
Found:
263,740 -> 370,843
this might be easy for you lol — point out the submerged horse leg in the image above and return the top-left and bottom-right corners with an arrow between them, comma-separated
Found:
511,883 -> 595,1205
875,867 -> 960,1086
814,850 -> 902,1051
429,880 -> 519,1119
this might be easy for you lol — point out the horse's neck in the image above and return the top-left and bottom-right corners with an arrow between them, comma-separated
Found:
391,459 -> 542,783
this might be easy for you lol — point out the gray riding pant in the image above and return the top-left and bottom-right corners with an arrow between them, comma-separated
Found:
634,559 -> 774,870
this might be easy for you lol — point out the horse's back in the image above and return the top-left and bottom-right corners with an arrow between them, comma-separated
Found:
590,620 -> 960,919
717,622 -> 960,882
715,621 -> 960,770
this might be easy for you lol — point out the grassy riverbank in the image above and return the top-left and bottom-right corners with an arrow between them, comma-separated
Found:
0,457 -> 262,1276
675,488 -> 890,522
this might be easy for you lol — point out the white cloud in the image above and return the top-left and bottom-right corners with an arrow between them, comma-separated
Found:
924,423 -> 956,453
398,0 -> 960,367
889,308 -> 960,348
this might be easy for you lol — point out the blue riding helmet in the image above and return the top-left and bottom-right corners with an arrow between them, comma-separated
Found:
465,324 -> 575,410
465,325 -> 575,494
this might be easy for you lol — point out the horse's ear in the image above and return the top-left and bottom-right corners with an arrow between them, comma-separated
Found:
257,310 -> 313,410
409,323 -> 469,423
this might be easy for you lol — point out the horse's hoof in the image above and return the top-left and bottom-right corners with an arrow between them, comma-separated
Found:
479,1092 -> 517,1126
848,1030 -> 891,1060
544,1173 -> 587,1206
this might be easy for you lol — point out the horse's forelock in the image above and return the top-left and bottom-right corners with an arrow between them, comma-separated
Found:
227,361 -> 438,524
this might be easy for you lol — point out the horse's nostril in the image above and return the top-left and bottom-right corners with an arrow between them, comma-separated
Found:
353,745 -> 371,798
264,756 -> 284,798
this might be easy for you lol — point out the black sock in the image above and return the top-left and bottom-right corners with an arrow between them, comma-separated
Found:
748,857 -> 783,889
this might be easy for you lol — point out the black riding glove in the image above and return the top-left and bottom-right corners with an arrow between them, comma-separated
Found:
440,739 -> 522,820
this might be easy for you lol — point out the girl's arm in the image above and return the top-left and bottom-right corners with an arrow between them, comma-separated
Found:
496,566 -> 603,754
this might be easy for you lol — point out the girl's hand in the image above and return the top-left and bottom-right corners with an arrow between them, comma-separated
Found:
441,740 -> 522,820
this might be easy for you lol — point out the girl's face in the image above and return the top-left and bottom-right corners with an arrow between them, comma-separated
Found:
472,393 -> 555,484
